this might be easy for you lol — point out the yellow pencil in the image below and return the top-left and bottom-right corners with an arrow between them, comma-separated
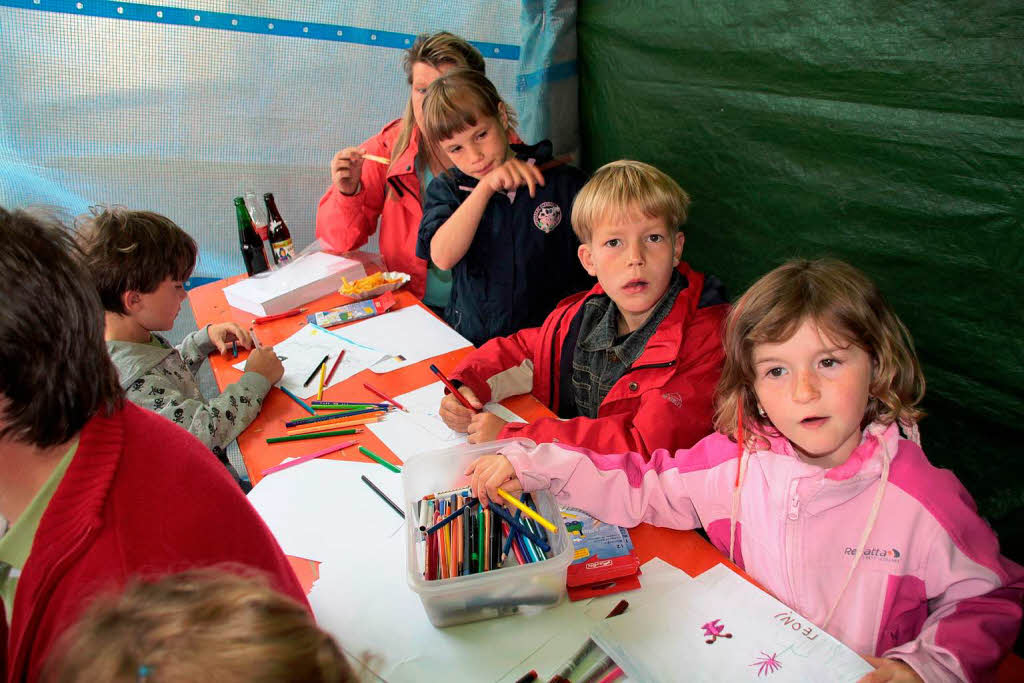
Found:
317,361 -> 327,401
496,488 -> 558,534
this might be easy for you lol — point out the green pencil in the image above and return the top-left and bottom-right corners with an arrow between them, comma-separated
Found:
357,446 -> 401,473
266,428 -> 360,444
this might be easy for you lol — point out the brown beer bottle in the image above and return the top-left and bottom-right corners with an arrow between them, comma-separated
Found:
264,192 -> 296,265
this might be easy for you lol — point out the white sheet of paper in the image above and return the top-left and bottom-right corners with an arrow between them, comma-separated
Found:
591,563 -> 874,683
246,458 -> 404,564
233,324 -> 388,399
367,382 -> 525,462
330,306 -> 472,372
310,549 -> 686,682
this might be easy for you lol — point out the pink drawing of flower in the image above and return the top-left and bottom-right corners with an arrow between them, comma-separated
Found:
750,651 -> 783,676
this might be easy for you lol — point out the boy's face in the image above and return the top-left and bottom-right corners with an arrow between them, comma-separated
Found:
440,114 -> 509,180
133,278 -> 187,332
577,211 -> 684,333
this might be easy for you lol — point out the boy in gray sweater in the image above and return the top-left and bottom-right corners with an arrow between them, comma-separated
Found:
77,207 -> 283,485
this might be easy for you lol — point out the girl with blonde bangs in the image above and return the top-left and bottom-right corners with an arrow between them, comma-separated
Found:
416,68 -> 591,346
316,31 -> 516,309
464,258 -> 1022,682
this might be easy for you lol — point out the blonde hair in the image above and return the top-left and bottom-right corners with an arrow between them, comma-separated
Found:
44,567 -> 358,683
570,160 -> 691,243
389,31 -> 486,190
714,258 -> 925,444
420,68 -> 518,158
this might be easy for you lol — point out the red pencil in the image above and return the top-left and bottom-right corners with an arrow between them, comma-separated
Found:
429,364 -> 476,412
252,307 -> 307,324
324,349 -> 346,385
363,382 -> 407,412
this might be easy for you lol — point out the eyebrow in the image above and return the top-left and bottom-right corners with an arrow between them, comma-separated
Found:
753,346 -> 848,365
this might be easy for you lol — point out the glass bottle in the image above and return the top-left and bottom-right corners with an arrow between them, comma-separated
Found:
264,192 -> 296,265
244,189 -> 275,268
234,196 -> 269,276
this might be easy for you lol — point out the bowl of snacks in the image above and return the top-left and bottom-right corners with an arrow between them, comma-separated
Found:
339,271 -> 411,301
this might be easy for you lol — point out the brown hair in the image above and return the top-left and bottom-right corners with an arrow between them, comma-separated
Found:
76,206 -> 197,314
389,31 -> 487,194
571,160 -> 691,243
0,206 -> 123,447
420,68 -> 518,162
715,258 -> 925,443
44,567 -> 359,683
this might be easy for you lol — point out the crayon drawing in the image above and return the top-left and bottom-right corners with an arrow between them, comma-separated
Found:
750,651 -> 782,676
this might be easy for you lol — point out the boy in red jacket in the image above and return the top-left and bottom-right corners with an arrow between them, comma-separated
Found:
439,160 -> 728,456
0,207 -> 306,683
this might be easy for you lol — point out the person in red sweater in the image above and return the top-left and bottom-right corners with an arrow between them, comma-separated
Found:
439,160 -> 729,457
0,207 -> 307,683
315,32 -> 491,310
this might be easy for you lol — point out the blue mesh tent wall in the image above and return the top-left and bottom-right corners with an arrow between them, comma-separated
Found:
578,2 -> 1023,557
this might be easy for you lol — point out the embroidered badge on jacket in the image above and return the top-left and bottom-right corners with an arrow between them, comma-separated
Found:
533,202 -> 562,233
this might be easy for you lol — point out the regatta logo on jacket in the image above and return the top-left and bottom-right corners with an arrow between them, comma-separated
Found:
662,392 -> 683,407
845,546 -> 902,562
533,202 -> 562,232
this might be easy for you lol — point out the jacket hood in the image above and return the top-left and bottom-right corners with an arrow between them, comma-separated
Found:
107,336 -> 174,389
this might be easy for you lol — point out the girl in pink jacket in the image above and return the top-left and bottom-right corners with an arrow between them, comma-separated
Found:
468,258 -> 1023,683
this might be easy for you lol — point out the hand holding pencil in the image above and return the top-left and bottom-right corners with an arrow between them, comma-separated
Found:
438,385 -> 483,432
464,453 -> 521,510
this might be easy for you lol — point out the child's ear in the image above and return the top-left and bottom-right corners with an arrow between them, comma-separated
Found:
673,230 -> 685,265
121,290 -> 143,314
577,243 -> 598,277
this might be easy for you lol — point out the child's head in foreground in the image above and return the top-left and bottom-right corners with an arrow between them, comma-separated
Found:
76,206 -> 197,332
44,567 -> 357,683
420,68 -> 518,180
715,258 -> 925,467
571,160 -> 690,332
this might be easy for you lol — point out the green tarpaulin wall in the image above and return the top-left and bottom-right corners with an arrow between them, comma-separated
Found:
578,1 -> 1023,557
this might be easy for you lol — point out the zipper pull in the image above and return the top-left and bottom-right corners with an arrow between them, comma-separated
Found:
788,481 -> 800,520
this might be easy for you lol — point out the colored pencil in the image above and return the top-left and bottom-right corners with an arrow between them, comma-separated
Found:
361,475 -> 405,518
231,340 -> 237,357
260,440 -> 357,476
363,382 -> 407,412
311,401 -> 387,409
514,671 -> 539,683
265,428 -> 360,444
285,416 -> 382,436
488,503 -> 551,553
497,488 -> 558,533
303,354 -> 329,387
429,364 -> 476,411
594,666 -> 623,683
249,326 -> 263,349
317,361 -> 327,400
575,656 -> 616,683
549,602 -> 629,683
278,385 -> 315,415
426,497 -> 479,534
357,445 -> 401,473
323,349 -> 346,385
285,406 -> 383,428
361,153 -> 390,165
252,307 -> 307,324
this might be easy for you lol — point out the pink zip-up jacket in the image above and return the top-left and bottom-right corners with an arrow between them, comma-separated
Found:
502,422 -> 1023,682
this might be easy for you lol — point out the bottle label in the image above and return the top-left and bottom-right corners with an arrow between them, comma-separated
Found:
271,237 -> 295,264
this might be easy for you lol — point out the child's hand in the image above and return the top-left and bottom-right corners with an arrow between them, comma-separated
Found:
857,656 -> 923,682
439,386 -> 483,432
244,347 -> 284,385
331,147 -> 366,196
482,158 -> 545,198
208,322 -> 251,355
467,412 -> 507,444
465,454 -> 521,509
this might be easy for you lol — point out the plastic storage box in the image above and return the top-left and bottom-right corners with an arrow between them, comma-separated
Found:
403,438 -> 573,628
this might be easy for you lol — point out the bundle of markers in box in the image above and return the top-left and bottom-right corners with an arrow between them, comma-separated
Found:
416,487 -> 553,580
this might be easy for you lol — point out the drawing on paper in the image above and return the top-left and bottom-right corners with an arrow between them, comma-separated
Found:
750,651 -> 782,676
702,619 -> 733,644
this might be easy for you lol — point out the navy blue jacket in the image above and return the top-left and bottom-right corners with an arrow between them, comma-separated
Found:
417,141 -> 592,346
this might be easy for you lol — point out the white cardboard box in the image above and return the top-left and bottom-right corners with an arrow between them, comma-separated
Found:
223,252 -> 366,316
